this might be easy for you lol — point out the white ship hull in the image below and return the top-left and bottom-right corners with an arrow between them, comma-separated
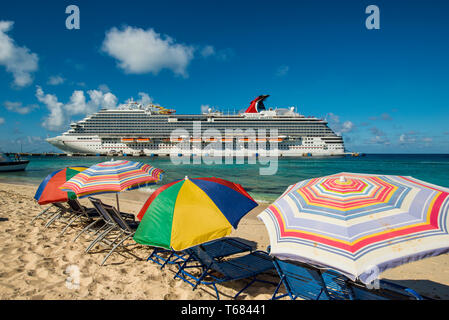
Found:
47,135 -> 345,157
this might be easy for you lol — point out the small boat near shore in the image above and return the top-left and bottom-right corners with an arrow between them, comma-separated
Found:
0,153 -> 29,172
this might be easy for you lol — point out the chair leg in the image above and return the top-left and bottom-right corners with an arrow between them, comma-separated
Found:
109,230 -> 125,247
85,225 -> 116,253
91,222 -> 108,237
160,251 -> 175,269
59,214 -> 82,236
192,264 -> 212,291
31,207 -> 52,224
271,276 -> 290,300
173,255 -> 193,280
100,233 -> 134,266
234,277 -> 257,299
73,219 -> 101,242
44,211 -> 62,228
147,247 -> 163,265
212,283 -> 220,300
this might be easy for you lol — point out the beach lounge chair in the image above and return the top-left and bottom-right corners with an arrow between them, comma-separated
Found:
323,274 -> 430,300
31,205 -> 58,224
58,199 -> 100,236
72,197 -> 133,243
86,197 -> 139,265
43,202 -> 75,228
148,237 -> 255,269
271,256 -> 426,300
271,257 -> 333,300
174,245 -> 276,300
317,267 -> 427,300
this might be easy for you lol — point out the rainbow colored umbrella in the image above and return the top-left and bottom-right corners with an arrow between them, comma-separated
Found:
133,176 -> 258,251
258,172 -> 449,284
34,166 -> 87,205
60,159 -> 164,212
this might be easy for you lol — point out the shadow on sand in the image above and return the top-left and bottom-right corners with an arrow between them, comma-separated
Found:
383,278 -> 449,299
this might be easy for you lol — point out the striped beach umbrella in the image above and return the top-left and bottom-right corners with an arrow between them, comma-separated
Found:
258,172 -> 449,284
133,176 -> 258,251
34,166 -> 87,205
60,160 -> 164,211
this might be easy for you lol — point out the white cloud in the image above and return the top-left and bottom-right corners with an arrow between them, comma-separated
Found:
370,127 -> 386,136
3,101 -> 38,114
102,26 -> 194,77
0,117 -> 4,125
327,113 -> 355,135
370,135 -> 390,145
201,104 -> 210,113
137,92 -> 153,105
47,75 -> 65,85
369,113 -> 392,121
200,45 -> 215,58
98,84 -> 110,93
37,86 -> 119,131
275,65 -> 289,77
341,121 -> 354,133
399,133 -> 415,144
0,21 -> 38,87
36,86 -> 65,131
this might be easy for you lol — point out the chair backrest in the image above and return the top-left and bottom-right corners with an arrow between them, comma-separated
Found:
320,269 -> 355,300
102,204 -> 134,233
67,199 -> 85,214
89,197 -> 115,224
198,238 -> 253,259
52,202 -> 69,212
273,258 -> 331,300
186,245 -> 227,275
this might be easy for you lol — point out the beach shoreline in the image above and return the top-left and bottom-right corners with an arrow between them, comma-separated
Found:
1,182 -> 449,299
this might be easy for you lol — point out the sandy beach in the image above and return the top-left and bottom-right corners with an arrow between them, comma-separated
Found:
1,182 -> 448,300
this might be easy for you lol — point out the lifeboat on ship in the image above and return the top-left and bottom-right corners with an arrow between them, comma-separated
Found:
136,138 -> 150,143
121,138 -> 135,143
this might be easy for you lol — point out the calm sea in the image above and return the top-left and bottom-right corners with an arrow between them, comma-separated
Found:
2,154 -> 448,203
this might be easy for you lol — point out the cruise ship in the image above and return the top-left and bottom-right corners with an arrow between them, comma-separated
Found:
46,95 -> 345,157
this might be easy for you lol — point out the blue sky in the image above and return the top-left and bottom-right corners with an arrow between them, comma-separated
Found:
0,0 -> 448,153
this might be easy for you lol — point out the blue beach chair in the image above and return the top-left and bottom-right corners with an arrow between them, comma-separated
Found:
303,265 -> 427,300
148,237 -> 255,269
341,277 -> 426,300
174,244 -> 276,300
271,257 -> 427,300
271,258 -> 332,300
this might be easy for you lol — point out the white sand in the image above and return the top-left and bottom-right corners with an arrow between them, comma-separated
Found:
0,182 -> 448,299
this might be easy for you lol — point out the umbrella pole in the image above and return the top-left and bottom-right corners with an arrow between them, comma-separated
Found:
116,193 -> 120,213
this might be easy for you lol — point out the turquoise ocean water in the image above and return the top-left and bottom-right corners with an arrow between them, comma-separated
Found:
1,154 -> 448,203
